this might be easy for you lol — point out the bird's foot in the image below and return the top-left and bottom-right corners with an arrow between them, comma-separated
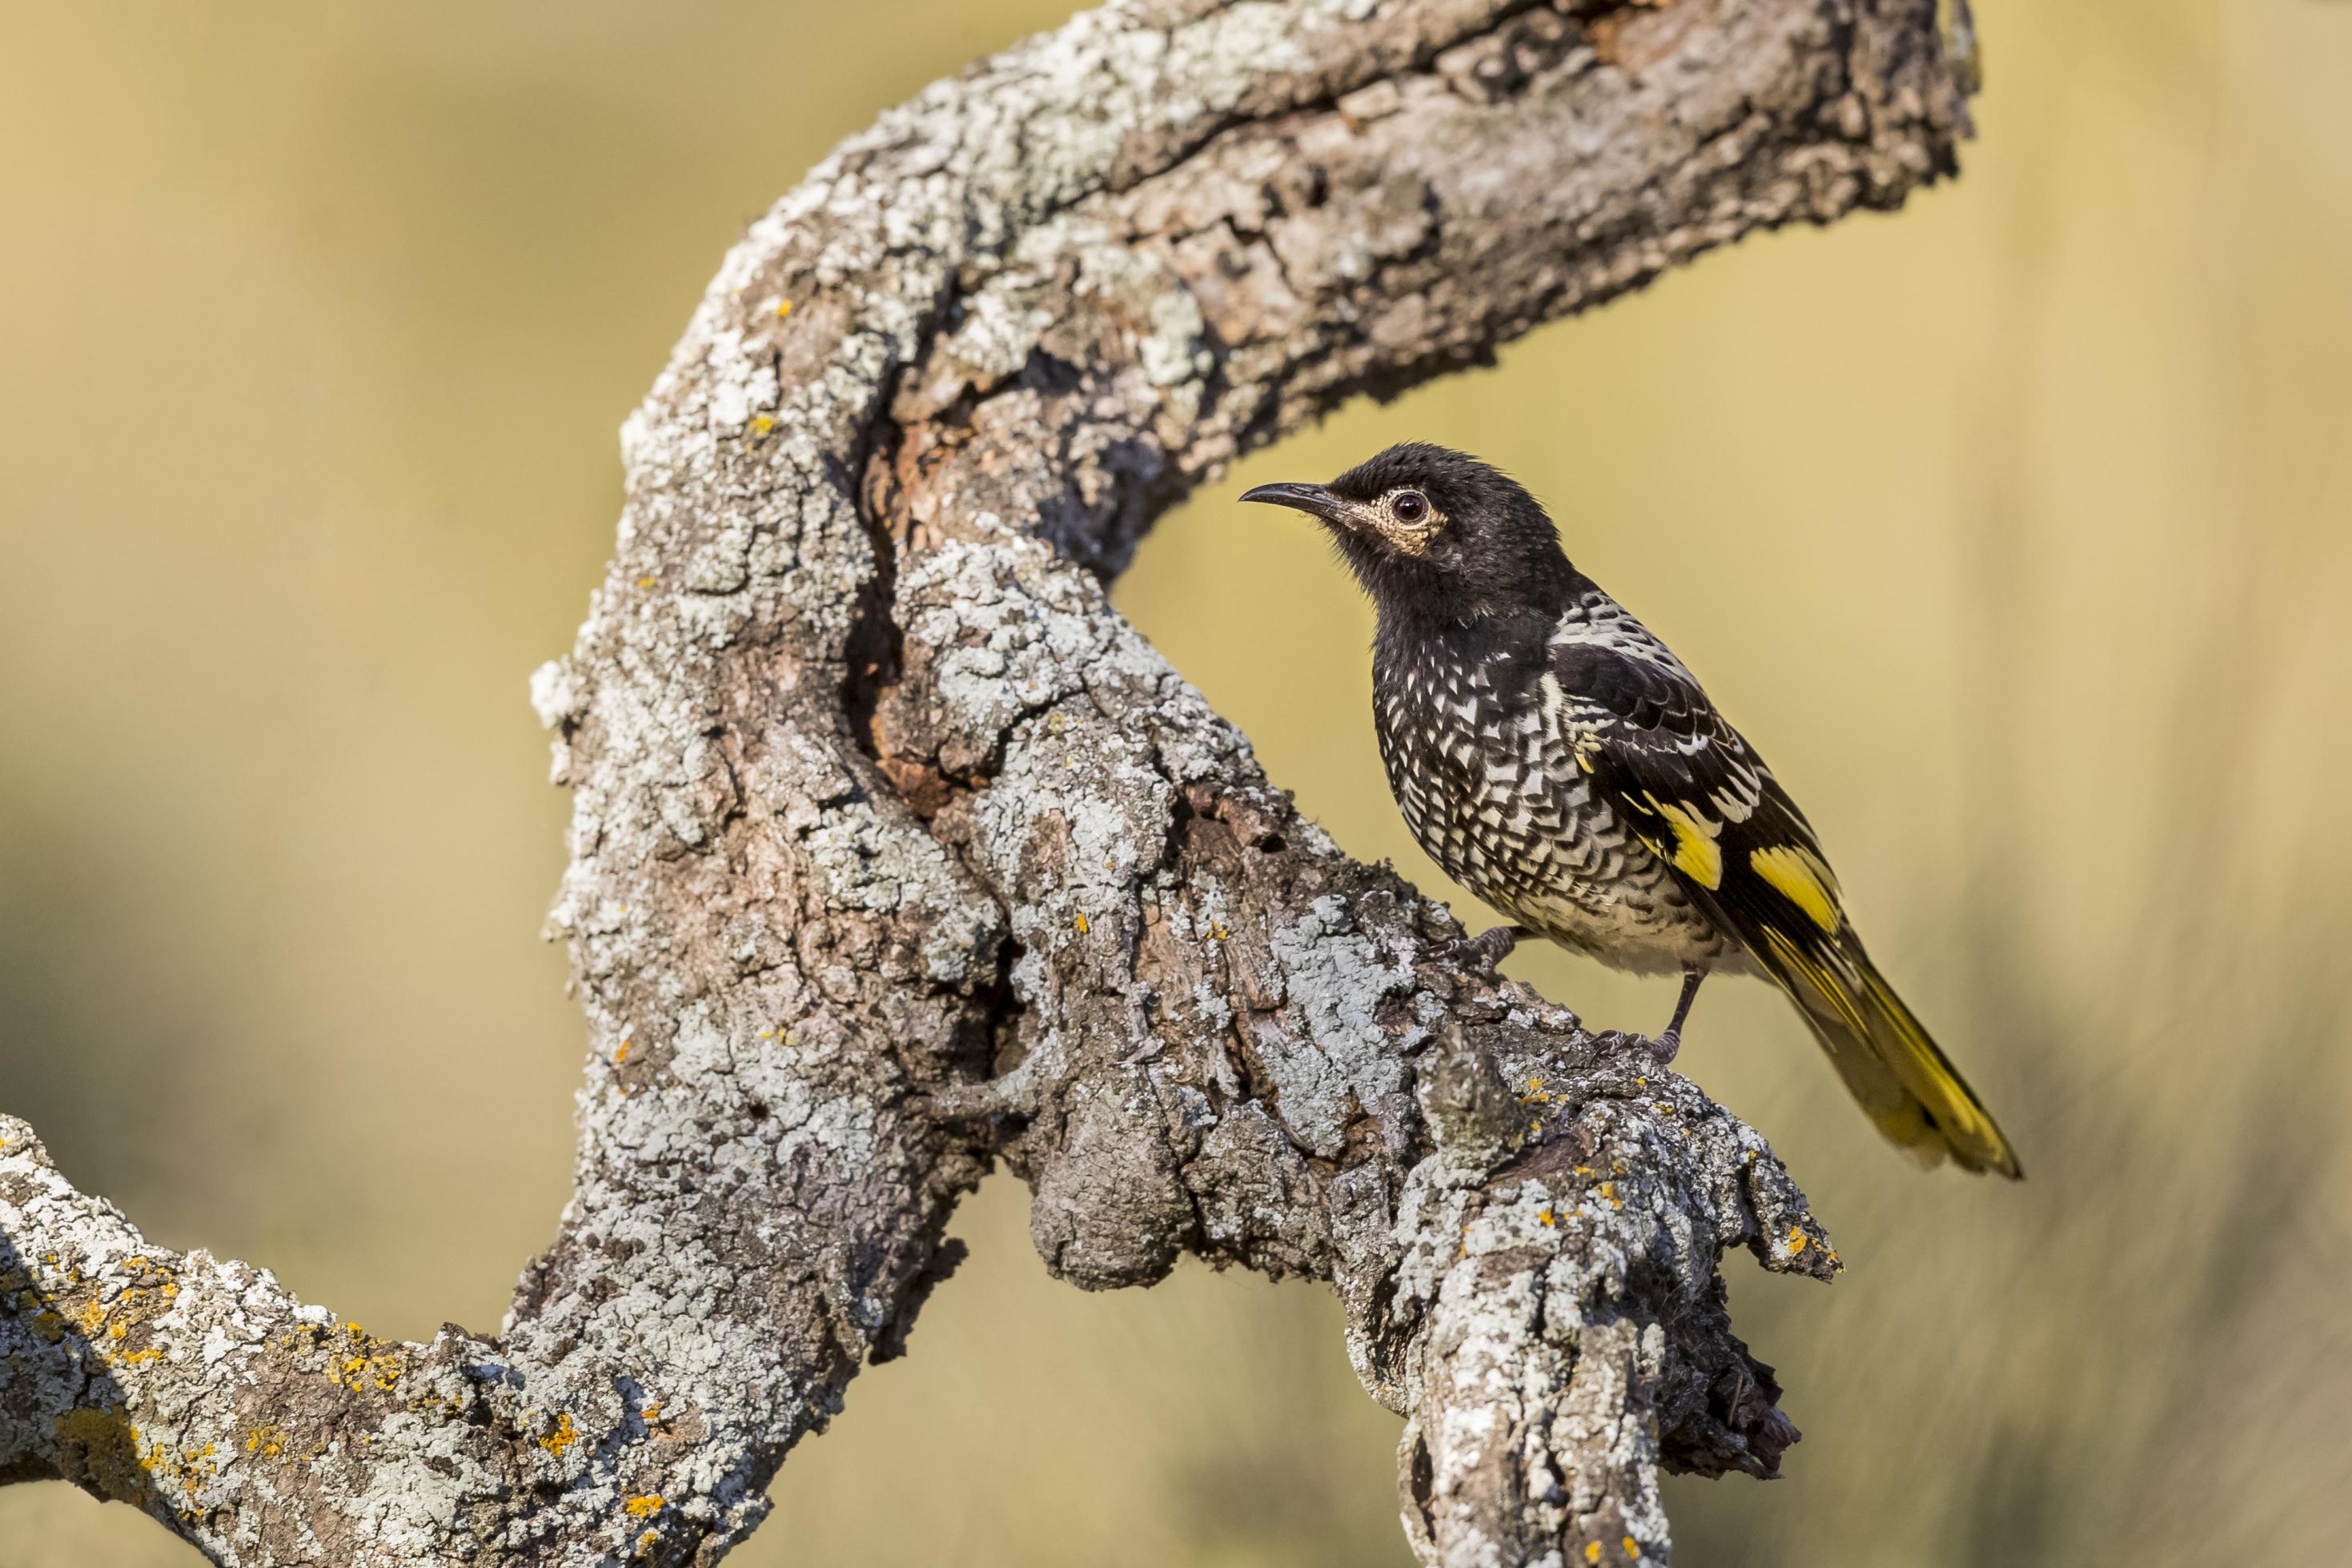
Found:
1591,1028 -> 1681,1066
1436,923 -> 1531,971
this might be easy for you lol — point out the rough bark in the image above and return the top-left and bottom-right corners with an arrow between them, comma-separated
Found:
0,2 -> 1970,1562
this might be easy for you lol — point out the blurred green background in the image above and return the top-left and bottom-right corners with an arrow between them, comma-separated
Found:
5,2 -> 2350,1564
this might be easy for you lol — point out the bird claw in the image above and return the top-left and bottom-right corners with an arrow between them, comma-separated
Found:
1434,924 -> 1529,971
1592,1028 -> 1680,1066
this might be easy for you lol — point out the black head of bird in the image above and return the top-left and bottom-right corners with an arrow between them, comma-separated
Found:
1241,443 -> 1575,626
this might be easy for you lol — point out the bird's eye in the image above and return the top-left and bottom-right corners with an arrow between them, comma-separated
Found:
1391,490 -> 1429,524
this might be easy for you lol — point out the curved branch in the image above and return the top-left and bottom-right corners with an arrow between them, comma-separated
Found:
1,2 -> 1966,1563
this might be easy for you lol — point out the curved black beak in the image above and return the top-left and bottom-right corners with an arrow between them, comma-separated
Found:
1239,481 -> 1349,526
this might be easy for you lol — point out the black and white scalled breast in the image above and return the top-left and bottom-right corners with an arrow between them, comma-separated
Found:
1371,599 -> 1744,976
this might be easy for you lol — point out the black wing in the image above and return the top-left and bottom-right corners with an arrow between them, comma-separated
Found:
1551,640 -> 1847,948
1554,637 -> 2022,1176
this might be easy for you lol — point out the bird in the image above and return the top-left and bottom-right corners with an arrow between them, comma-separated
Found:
1242,443 -> 2021,1177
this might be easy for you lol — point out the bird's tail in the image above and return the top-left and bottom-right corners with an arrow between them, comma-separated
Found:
1749,926 -> 2022,1177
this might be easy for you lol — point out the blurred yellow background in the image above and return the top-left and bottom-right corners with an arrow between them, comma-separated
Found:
5,2 -> 2349,1564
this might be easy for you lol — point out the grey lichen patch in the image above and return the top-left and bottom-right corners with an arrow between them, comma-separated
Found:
1258,894 -> 1420,1158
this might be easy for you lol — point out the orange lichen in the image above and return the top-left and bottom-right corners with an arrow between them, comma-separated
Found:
1787,1229 -> 1809,1255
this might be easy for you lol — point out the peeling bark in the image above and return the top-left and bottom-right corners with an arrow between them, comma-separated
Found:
0,1 -> 1971,1562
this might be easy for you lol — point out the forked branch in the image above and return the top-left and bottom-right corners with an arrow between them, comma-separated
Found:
0,2 -> 1969,1562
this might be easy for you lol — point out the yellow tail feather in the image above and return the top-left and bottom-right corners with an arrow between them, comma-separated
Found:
1754,927 -> 2022,1178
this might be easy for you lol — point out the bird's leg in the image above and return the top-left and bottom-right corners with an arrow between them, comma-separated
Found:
1440,923 -> 1533,970
1649,964 -> 1705,1065
1595,964 -> 1705,1065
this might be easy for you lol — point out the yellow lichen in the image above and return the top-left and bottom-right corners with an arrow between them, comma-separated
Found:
624,1494 -> 664,1518
54,1407 -> 149,1505
1624,1535 -> 1642,1558
1787,1229 -> 1808,1254
1074,913 -> 1089,933
323,1324 -> 405,1394
540,1412 -> 579,1458
636,575 -> 657,588
1585,1544 -> 1603,1565
775,299 -> 793,319
245,1425 -> 289,1458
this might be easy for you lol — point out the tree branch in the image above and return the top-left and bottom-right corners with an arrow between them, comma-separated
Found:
0,2 -> 1968,1562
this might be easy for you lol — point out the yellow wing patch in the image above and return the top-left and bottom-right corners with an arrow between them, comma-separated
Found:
1749,844 -> 1842,932
1650,799 -> 1723,888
